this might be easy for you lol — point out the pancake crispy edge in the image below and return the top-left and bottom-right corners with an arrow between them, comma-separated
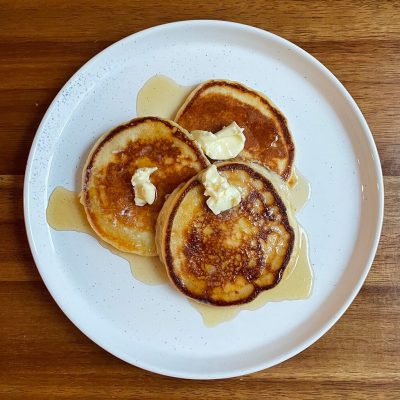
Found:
175,79 -> 296,184
156,161 -> 299,306
81,116 -> 210,256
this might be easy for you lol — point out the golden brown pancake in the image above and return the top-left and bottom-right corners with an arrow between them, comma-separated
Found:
175,80 -> 295,182
81,117 -> 209,256
156,161 -> 299,306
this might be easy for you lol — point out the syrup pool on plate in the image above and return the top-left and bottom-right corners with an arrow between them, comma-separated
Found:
46,187 -> 166,285
136,75 -> 194,120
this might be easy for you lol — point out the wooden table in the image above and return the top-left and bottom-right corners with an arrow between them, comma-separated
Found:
1,1 -> 399,398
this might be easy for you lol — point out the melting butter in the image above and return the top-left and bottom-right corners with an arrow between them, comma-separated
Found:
191,122 -> 246,160
131,167 -> 158,206
136,75 -> 194,119
201,165 -> 241,215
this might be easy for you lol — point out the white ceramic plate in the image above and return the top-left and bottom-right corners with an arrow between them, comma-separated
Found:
24,20 -> 383,379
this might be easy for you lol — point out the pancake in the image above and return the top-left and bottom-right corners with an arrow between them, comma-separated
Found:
81,117 -> 209,256
175,80 -> 295,182
156,161 -> 299,306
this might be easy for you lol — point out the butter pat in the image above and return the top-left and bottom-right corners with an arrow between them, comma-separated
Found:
201,165 -> 241,215
131,167 -> 158,206
191,121 -> 245,160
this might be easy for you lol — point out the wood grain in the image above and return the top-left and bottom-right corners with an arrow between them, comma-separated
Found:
0,1 -> 399,398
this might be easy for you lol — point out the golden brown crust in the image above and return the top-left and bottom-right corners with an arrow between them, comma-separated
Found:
157,161 -> 297,306
82,117 -> 209,255
175,80 -> 295,181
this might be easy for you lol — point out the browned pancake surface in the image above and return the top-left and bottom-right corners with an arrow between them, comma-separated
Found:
175,80 -> 295,181
158,162 -> 296,305
82,117 -> 209,255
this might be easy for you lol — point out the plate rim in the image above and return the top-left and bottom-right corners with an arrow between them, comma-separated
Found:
23,19 -> 384,379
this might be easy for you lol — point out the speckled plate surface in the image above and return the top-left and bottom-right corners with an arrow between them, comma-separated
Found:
24,20 -> 383,379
